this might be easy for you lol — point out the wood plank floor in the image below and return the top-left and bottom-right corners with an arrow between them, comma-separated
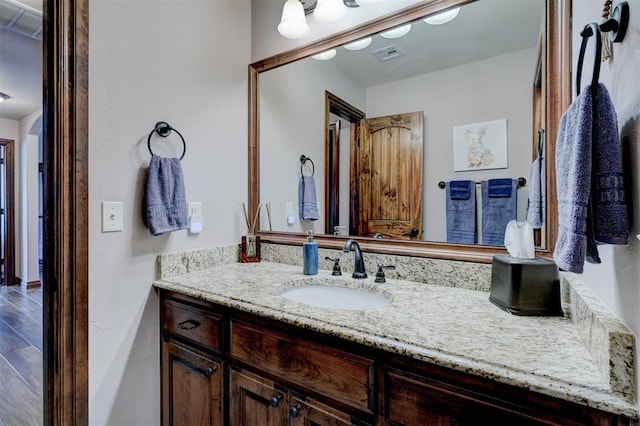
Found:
0,286 -> 43,425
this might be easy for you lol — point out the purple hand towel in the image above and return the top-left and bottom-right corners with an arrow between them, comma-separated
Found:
554,83 -> 627,273
145,155 -> 189,236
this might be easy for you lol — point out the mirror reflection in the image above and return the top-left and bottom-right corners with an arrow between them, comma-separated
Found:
259,0 -> 545,246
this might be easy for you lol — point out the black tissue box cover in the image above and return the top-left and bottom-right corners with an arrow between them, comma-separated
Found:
489,254 -> 562,316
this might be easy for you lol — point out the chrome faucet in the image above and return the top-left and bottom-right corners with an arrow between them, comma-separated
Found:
343,239 -> 367,279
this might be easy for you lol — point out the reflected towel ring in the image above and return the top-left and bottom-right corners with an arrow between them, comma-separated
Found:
147,121 -> 186,160
576,22 -> 602,96
300,154 -> 315,176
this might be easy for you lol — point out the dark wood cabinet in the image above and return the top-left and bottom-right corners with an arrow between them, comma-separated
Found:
159,289 -> 631,426
161,340 -> 223,426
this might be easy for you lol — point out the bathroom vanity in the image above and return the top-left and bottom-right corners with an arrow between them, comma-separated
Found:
155,258 -> 637,425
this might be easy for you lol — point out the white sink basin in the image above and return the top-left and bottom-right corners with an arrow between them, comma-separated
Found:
280,285 -> 391,310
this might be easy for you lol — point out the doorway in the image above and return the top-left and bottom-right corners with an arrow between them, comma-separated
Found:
0,138 -> 15,286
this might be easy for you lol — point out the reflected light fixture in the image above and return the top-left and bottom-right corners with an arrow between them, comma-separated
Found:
424,7 -> 460,25
312,49 -> 337,60
277,0 -> 310,39
343,36 -> 372,50
313,0 -> 347,23
0,93 -> 10,104
380,23 -> 411,39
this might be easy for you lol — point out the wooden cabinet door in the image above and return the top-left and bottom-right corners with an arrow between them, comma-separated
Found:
230,368 -> 288,426
289,394 -> 372,426
162,340 -> 223,426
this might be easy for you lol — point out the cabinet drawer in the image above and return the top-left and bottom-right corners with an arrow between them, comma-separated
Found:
384,367 -> 549,426
231,320 -> 374,413
162,299 -> 222,353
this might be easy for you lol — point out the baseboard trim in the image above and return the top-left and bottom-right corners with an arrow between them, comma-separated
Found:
25,280 -> 41,289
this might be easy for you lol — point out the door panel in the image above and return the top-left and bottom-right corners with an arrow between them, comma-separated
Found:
229,368 -> 288,426
356,112 -> 423,240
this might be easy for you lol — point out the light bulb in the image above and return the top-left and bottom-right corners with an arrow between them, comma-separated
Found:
424,8 -> 460,25
343,37 -> 372,51
312,49 -> 337,60
277,0 -> 310,39
380,23 -> 411,39
313,0 -> 347,24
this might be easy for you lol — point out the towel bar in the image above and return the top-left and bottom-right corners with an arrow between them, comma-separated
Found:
147,121 -> 186,160
438,177 -> 526,189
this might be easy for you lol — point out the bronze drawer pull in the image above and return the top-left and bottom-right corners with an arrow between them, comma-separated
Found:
269,394 -> 282,408
177,319 -> 201,330
289,404 -> 301,418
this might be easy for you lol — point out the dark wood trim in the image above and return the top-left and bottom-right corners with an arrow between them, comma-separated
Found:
249,0 -> 569,264
0,138 -> 16,287
43,0 -> 89,424
26,280 -> 41,289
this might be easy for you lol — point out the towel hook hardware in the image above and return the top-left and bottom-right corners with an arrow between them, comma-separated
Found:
438,177 -> 527,189
300,154 -> 315,176
577,23 -> 602,96
147,121 -> 186,160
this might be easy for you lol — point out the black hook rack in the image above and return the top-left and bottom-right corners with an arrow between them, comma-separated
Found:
300,154 -> 315,176
438,177 -> 527,189
147,121 -> 186,160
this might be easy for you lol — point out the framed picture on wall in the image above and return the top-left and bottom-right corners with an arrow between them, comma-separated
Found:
452,119 -> 508,171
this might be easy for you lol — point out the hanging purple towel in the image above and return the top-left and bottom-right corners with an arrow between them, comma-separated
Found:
145,155 -> 189,236
554,83 -> 628,273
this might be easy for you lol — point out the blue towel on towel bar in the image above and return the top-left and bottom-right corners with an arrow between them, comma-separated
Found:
298,175 -> 319,221
554,83 -> 628,273
446,180 -> 477,244
145,155 -> 189,236
481,179 -> 517,246
526,155 -> 546,229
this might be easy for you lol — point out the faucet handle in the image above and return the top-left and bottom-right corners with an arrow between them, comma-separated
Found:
375,264 -> 396,283
325,257 -> 342,276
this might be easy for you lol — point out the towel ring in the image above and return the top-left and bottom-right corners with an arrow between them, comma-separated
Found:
147,121 -> 186,160
576,22 -> 602,96
300,154 -> 315,176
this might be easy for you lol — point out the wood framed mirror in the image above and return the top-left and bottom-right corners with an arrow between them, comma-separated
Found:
249,0 -> 571,263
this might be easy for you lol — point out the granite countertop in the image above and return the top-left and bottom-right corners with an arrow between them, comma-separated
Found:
154,261 -> 638,418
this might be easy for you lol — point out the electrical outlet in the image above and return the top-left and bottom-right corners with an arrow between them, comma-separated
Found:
188,202 -> 202,217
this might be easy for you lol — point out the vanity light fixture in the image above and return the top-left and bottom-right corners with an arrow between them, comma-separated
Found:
312,49 -> 337,60
0,93 -> 10,104
277,0 -> 310,39
424,7 -> 460,25
313,0 -> 347,23
380,23 -> 412,39
343,36 -> 372,50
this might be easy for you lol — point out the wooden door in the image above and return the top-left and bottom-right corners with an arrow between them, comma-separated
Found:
289,393 -> 371,426
230,368 -> 288,426
353,112 -> 423,239
162,340 -> 223,426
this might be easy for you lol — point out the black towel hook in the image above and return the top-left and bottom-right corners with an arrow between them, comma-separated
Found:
147,121 -> 186,160
576,22 -> 602,96
300,154 -> 315,176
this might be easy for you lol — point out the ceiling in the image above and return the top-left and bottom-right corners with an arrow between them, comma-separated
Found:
330,0 -> 544,88
0,0 -> 42,121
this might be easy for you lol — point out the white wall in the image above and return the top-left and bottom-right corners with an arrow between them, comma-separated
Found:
88,1 -> 250,424
259,57 -> 365,234
367,48 -> 536,241
18,111 -> 41,286
572,0 -> 640,411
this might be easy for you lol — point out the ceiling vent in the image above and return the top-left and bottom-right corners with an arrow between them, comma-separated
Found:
0,0 -> 42,40
371,45 -> 404,62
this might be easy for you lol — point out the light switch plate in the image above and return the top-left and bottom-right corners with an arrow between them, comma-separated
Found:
102,201 -> 123,232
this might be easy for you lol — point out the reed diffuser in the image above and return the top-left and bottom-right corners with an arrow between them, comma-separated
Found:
241,203 -> 261,263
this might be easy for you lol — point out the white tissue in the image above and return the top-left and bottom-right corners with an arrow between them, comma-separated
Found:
504,220 -> 535,259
